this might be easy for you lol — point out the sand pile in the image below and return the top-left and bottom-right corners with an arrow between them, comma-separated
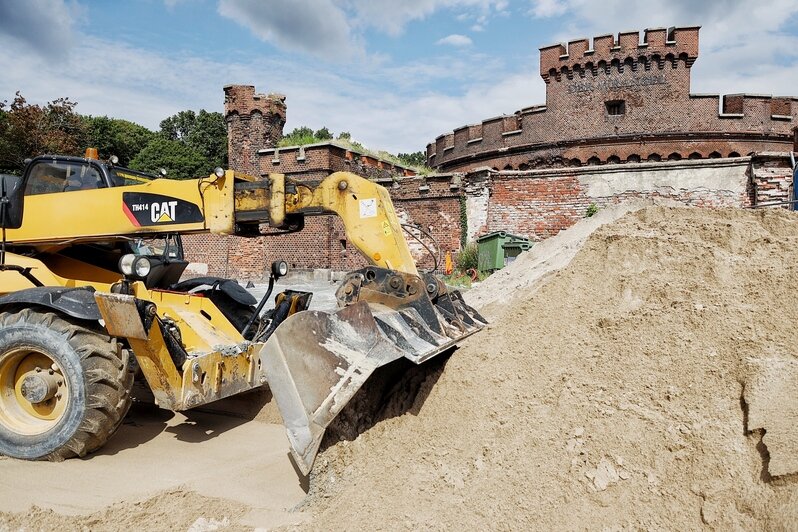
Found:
300,206 -> 798,530
464,198 -> 678,318
0,489 -> 249,531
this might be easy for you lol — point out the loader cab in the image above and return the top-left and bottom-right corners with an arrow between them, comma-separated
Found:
22,156 -> 112,195
16,154 -> 185,289
21,154 -> 159,196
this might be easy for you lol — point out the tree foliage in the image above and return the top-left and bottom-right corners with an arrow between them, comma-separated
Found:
315,127 -> 332,140
278,126 -> 339,147
128,137 -> 209,180
83,115 -> 155,166
278,126 -> 318,147
0,93 -> 426,181
397,151 -> 426,167
0,92 -> 85,174
159,109 -> 227,168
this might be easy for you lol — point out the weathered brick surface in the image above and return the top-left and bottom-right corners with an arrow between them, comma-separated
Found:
427,27 -> 796,172
183,189 -> 458,278
260,143 -> 415,183
184,87 -> 446,278
474,154 -> 791,242
224,85 -> 286,175
184,81 -> 795,280
750,154 -> 794,205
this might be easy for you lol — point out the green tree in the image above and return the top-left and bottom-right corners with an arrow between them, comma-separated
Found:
83,115 -> 155,166
128,137 -> 209,180
336,131 -> 351,140
278,126 -> 340,147
159,109 -> 227,168
0,92 -> 85,174
397,151 -> 427,167
278,126 -> 315,147
315,127 -> 333,140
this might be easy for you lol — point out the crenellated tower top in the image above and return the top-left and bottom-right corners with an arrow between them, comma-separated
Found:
223,85 -> 287,174
539,26 -> 699,83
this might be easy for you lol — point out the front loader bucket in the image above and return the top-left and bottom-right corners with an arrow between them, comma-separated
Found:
261,277 -> 486,475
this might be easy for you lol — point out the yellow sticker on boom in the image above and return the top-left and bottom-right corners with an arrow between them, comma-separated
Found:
382,221 -> 392,236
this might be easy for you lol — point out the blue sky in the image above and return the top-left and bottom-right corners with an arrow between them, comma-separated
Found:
1,0 -> 797,154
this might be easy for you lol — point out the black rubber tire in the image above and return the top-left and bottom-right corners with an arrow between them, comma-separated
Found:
0,308 -> 133,461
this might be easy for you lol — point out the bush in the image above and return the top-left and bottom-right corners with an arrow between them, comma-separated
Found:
585,203 -> 599,217
456,242 -> 479,272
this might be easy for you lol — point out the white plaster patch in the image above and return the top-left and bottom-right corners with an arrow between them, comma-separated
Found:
579,164 -> 747,199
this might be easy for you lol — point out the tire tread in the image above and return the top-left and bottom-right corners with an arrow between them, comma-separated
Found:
0,308 -> 132,460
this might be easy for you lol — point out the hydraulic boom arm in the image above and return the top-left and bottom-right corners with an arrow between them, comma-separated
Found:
7,169 -> 419,275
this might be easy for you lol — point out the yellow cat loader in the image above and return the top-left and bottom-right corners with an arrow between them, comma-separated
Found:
0,150 -> 485,474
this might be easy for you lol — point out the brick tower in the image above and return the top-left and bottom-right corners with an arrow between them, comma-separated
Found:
427,26 -> 795,173
223,85 -> 287,174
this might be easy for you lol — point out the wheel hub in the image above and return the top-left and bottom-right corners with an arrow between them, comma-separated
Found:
20,371 -> 60,404
0,348 -> 69,435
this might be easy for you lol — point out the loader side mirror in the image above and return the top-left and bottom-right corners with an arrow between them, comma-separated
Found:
0,174 -> 24,229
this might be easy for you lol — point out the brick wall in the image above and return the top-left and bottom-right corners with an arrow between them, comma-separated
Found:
473,154 -> 790,242
750,153 -> 794,206
488,174 -> 587,239
427,27 -> 796,173
182,176 -> 460,278
185,153 -> 793,279
185,88 -> 444,278
182,82 -> 794,281
260,143 -> 416,183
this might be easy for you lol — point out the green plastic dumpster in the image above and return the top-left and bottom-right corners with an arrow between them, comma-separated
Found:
477,231 -> 529,271
502,239 -> 533,266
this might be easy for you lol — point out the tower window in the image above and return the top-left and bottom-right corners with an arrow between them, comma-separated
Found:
605,100 -> 625,116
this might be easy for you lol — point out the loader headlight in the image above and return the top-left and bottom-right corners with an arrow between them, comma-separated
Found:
119,254 -> 152,278
134,256 -> 152,277
119,254 -> 136,276
272,260 -> 288,279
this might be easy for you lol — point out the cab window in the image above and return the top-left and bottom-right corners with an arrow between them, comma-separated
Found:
25,162 -> 105,195
110,169 -> 153,186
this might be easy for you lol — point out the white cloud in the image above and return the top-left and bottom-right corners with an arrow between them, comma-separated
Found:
529,0 -> 566,18
436,34 -> 473,46
2,0 -> 794,159
218,0 -> 358,59
0,23 -> 537,154
346,0 -> 509,35
0,0 -> 81,59
217,0 -> 509,58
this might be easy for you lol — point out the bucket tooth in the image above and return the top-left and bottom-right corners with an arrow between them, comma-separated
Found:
373,308 -> 442,360
397,308 -> 450,347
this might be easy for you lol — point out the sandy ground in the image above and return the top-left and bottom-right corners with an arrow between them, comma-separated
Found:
0,277 -> 343,531
2,205 -> 798,530
0,401 -> 308,530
